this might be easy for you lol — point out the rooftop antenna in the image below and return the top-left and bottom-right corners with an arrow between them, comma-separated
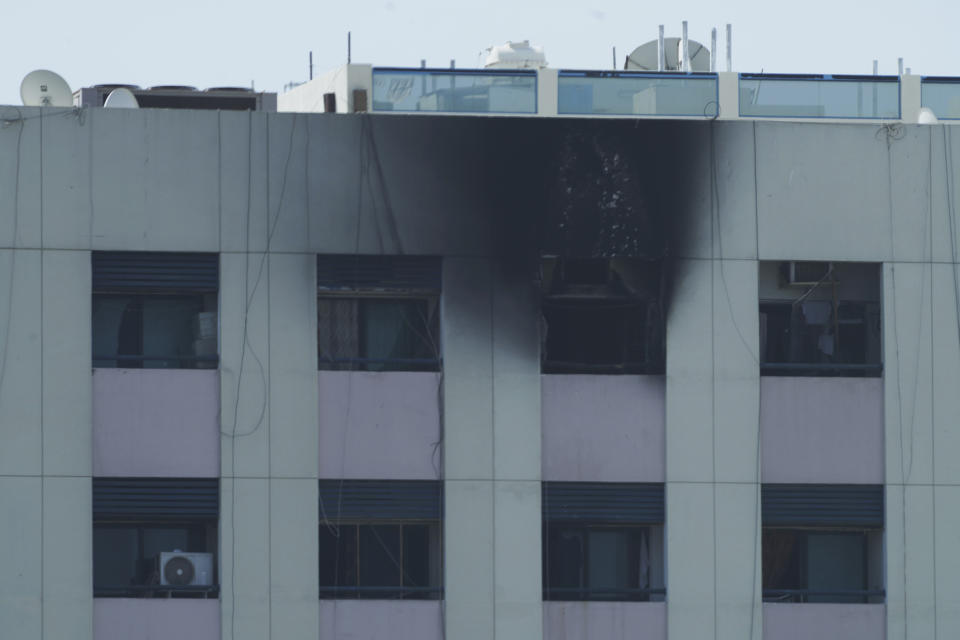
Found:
681,21 -> 691,72
726,24 -> 732,71
20,69 -> 72,107
711,28 -> 717,72
658,25 -> 665,71
309,51 -> 314,80
348,32 -> 352,64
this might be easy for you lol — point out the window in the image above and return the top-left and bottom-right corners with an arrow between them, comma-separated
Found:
92,252 -> 219,369
317,256 -> 441,372
542,482 -> 665,601
759,261 -> 881,377
93,478 -> 219,598
762,484 -> 884,604
318,480 -> 442,599
541,258 -> 664,374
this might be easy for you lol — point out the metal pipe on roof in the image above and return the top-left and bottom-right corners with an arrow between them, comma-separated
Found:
682,21 -> 690,72
711,28 -> 717,72
658,25 -> 665,72
898,57 -> 903,76
726,24 -> 732,71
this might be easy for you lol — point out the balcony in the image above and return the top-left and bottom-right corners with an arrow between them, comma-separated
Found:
372,68 -> 537,113
739,74 -> 900,119
921,77 -> 960,119
558,71 -> 718,117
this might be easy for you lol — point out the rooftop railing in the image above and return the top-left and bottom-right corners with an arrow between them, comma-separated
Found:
557,71 -> 719,117
921,77 -> 960,120
739,74 -> 900,119
371,68 -> 537,114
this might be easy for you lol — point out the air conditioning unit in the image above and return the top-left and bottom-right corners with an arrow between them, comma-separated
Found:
783,261 -> 835,287
159,551 -> 214,587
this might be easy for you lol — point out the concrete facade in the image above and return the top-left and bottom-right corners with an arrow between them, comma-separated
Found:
0,100 -> 958,640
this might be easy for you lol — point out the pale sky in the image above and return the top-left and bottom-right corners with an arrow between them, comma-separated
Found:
2,0 -> 958,106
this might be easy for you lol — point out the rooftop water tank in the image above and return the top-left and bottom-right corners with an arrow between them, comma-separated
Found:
484,41 -> 548,69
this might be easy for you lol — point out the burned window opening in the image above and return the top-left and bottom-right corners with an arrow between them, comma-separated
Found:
541,257 -> 664,374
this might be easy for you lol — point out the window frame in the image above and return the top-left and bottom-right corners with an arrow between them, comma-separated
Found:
318,518 -> 443,600
762,526 -> 884,604
542,521 -> 665,602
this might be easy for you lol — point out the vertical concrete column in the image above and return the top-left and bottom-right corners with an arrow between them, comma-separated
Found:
884,262 -> 936,640
900,74 -> 922,123
442,256 -> 543,640
666,257 -> 760,640
717,72 -> 739,120
267,253 -> 319,637
220,251 -> 271,640
42,250 -> 93,640
537,68 -> 558,117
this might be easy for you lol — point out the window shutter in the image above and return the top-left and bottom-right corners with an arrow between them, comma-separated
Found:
93,478 -> 219,520
317,255 -> 441,293
762,484 -> 883,527
93,252 -> 219,293
318,480 -> 442,521
543,482 -> 665,524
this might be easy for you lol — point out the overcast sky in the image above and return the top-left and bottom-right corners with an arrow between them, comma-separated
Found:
1,0 -> 958,106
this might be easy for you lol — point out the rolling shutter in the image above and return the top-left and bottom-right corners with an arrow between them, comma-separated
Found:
93,478 -> 219,520
318,480 -> 442,521
317,255 -> 441,292
543,482 -> 665,524
762,484 -> 883,527
93,252 -> 219,293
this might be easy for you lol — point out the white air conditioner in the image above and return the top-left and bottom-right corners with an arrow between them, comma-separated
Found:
784,261 -> 834,286
159,551 -> 214,587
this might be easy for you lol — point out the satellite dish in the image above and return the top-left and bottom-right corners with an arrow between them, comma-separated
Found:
918,107 -> 939,124
625,38 -> 711,72
20,69 -> 73,107
104,87 -> 139,109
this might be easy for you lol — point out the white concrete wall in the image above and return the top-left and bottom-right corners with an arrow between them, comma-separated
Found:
318,371 -> 442,479
93,369 -> 220,477
761,377 -> 884,484
666,255 -> 761,640
318,600 -> 443,640
543,602 -> 667,640
94,599 -> 220,640
541,375 -> 665,482
763,603 -> 886,640
443,257 -> 543,640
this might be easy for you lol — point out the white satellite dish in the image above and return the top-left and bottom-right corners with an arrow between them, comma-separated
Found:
918,107 -> 939,125
20,69 -> 73,107
104,87 -> 139,108
626,38 -> 711,72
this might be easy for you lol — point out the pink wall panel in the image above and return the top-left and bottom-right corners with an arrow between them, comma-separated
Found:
319,600 -> 443,640
763,603 -> 885,640
542,375 -> 665,482
94,598 -> 220,640
93,369 -> 220,477
543,602 -> 667,640
761,377 -> 883,483
319,371 -> 442,480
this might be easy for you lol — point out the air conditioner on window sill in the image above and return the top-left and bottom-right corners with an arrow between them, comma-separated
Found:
159,551 -> 214,587
783,261 -> 835,287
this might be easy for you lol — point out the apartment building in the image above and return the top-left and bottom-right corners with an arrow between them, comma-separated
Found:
1,55 -> 959,640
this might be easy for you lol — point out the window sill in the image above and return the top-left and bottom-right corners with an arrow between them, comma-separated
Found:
94,585 -> 219,599
760,363 -> 882,378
